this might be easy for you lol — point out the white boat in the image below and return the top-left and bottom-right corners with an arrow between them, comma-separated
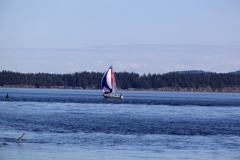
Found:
101,66 -> 123,99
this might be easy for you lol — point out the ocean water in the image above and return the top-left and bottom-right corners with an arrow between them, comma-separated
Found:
0,88 -> 240,160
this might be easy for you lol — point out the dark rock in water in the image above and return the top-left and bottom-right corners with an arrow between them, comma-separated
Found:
2,142 -> 7,145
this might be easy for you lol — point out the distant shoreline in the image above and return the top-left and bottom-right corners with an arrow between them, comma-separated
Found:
1,85 -> 240,93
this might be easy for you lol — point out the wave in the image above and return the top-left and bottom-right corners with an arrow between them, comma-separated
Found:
1,108 -> 240,136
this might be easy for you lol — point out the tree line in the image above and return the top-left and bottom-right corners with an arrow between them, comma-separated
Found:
0,70 -> 240,89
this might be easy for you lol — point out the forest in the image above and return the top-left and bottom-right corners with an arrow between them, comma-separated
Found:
1,70 -> 240,90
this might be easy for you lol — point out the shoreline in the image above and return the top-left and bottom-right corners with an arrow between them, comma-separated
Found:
1,85 -> 240,93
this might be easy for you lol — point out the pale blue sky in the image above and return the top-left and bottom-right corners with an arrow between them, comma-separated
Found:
0,0 -> 240,74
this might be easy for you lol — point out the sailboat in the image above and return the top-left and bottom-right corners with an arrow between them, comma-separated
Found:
101,66 -> 123,99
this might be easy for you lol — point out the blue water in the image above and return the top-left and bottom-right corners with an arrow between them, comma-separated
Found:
0,88 -> 240,160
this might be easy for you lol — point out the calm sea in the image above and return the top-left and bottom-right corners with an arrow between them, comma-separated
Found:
0,88 -> 240,160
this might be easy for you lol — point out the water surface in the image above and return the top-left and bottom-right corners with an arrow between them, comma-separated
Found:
0,88 -> 240,159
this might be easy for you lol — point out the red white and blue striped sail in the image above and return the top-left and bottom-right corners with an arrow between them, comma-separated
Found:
101,66 -> 118,94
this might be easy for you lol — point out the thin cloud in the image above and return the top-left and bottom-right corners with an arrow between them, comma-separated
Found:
0,44 -> 239,74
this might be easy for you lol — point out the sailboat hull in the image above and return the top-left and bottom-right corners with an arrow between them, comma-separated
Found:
103,93 -> 123,99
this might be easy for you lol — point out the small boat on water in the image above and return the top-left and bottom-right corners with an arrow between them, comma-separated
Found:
101,66 -> 123,99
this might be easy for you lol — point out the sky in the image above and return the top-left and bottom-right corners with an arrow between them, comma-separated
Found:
0,0 -> 240,74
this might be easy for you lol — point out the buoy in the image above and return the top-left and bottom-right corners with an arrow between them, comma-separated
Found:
6,94 -> 9,98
